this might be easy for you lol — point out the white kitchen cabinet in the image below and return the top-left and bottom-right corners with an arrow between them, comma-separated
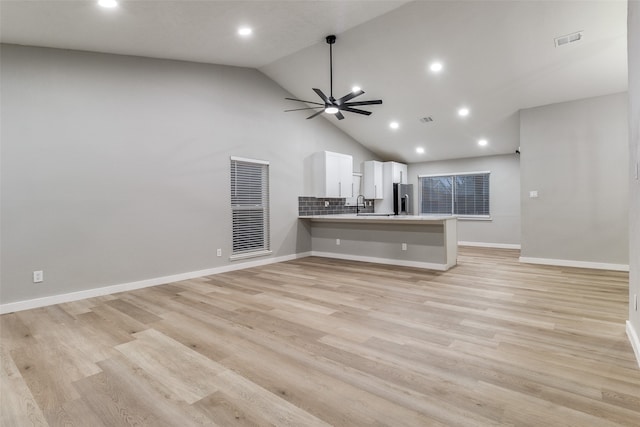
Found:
363,160 -> 383,199
388,161 -> 408,184
345,173 -> 363,206
376,161 -> 409,213
312,151 -> 354,198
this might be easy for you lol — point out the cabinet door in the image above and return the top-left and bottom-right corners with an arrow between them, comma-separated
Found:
345,173 -> 362,206
363,161 -> 383,199
324,152 -> 342,197
391,162 -> 408,184
337,154 -> 353,197
399,164 -> 408,184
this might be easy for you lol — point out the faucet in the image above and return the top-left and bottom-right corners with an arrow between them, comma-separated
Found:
356,194 -> 365,215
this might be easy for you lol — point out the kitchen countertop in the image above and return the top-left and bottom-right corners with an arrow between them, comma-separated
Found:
298,214 -> 456,224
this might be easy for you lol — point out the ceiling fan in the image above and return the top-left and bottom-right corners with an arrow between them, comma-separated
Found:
284,35 -> 383,120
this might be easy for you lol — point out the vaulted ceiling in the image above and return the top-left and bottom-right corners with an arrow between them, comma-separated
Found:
1,0 -> 628,162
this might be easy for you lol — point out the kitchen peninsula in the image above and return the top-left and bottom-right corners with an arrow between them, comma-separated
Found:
299,215 -> 458,271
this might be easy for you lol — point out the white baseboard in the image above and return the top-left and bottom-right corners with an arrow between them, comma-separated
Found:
0,252 -> 312,315
458,241 -> 521,250
518,256 -> 629,272
310,251 -> 451,271
627,321 -> 640,369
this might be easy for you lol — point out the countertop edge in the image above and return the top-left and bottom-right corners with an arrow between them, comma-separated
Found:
298,215 -> 457,224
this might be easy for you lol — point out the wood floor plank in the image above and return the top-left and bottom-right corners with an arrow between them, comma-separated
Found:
0,313 -> 37,351
9,341 -> 81,413
0,344 -> 48,427
1,247 -> 639,426
114,329 -> 223,405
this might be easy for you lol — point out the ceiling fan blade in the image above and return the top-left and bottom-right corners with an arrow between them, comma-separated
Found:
335,111 -> 345,120
341,107 -> 372,116
285,106 -> 324,112
343,99 -> 383,107
285,97 -> 324,106
337,90 -> 364,104
306,110 -> 325,120
313,88 -> 330,103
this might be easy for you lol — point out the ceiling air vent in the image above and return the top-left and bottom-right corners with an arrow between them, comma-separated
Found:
419,116 -> 434,123
554,31 -> 583,48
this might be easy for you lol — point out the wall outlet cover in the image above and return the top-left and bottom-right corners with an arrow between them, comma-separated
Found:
33,270 -> 44,283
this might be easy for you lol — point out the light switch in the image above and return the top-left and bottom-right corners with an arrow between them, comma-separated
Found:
529,190 -> 538,198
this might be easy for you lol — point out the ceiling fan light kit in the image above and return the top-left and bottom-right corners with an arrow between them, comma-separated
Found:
284,35 -> 383,120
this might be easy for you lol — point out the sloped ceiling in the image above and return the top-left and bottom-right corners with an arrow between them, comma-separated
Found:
1,0 -> 628,162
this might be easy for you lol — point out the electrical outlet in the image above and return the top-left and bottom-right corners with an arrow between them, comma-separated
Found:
33,270 -> 43,283
529,190 -> 538,198
401,243 -> 407,251
336,238 -> 341,245
216,248 -> 222,257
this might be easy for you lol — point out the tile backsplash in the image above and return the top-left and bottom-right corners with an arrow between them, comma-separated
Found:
298,196 -> 375,216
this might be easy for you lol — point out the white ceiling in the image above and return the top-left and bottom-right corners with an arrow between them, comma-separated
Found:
1,0 -> 628,163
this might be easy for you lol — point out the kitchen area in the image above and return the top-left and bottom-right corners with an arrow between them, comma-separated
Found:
299,151 -> 458,271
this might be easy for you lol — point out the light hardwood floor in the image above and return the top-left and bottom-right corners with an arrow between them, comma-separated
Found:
1,247 -> 639,426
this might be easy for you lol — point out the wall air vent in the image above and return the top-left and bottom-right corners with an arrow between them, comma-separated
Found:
554,31 -> 583,48
419,116 -> 434,123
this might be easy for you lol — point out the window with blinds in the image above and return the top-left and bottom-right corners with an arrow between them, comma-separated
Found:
230,157 -> 270,259
419,172 -> 490,217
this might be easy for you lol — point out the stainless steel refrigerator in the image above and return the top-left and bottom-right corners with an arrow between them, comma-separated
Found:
393,183 -> 413,215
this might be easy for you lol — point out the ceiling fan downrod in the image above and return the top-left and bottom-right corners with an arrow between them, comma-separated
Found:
327,35 -> 336,99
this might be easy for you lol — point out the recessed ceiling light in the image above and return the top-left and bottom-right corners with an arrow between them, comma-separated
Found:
98,0 -> 118,8
389,121 -> 399,129
429,62 -> 443,73
238,27 -> 253,36
478,139 -> 488,146
416,147 -> 425,154
351,86 -> 361,93
325,106 -> 339,114
458,107 -> 470,117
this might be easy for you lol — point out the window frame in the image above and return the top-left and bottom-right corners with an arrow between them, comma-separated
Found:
418,171 -> 491,220
229,156 -> 271,260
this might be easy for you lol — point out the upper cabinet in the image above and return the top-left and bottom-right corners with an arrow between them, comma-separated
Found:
312,151 -> 354,198
363,160 -> 383,199
387,161 -> 408,184
345,173 -> 363,206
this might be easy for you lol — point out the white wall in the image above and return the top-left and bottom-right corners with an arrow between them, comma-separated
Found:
408,154 -> 521,247
0,44 -> 377,306
519,92 -> 628,268
627,0 -> 640,357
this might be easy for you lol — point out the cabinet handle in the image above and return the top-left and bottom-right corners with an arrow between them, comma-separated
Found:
352,183 -> 354,196
374,185 -> 377,197
339,182 -> 341,197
